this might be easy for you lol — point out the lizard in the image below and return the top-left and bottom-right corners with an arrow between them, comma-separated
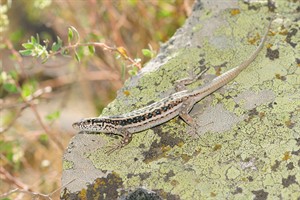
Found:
73,19 -> 273,153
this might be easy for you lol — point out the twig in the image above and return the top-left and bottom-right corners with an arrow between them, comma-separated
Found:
0,87 -> 53,134
0,188 -> 52,200
0,87 -> 52,110
0,171 -> 76,200
39,70 -> 121,88
0,105 -> 27,133
3,39 -> 63,151
28,103 -> 65,151
50,40 -> 142,69
48,178 -> 76,197
13,81 -> 65,151
4,39 -> 26,77
0,166 -> 30,191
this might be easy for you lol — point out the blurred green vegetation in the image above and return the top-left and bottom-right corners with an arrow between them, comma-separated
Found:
0,0 -> 192,199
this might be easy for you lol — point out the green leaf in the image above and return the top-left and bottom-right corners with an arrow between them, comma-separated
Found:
1,197 -> 12,200
0,43 -> 7,49
0,141 -> 13,153
70,26 -> 79,40
31,36 -> 37,44
39,133 -> 49,143
68,27 -> 73,41
22,43 -> 34,49
142,49 -> 153,58
62,48 -> 69,55
3,83 -> 18,93
88,45 -> 95,54
57,36 -> 63,46
9,54 -> 17,61
46,111 -> 60,121
0,197 -> 11,200
158,9 -> 172,18
52,36 -> 63,52
8,70 -> 18,80
121,64 -> 126,80
0,72 -> 7,83
21,82 -> 36,98
75,51 -> 80,62
41,58 -> 49,64
128,0 -> 137,6
19,49 -> 33,56
51,42 -> 61,52
128,66 -> 139,76
0,141 -> 17,166
10,29 -> 24,43
36,34 -> 40,44
6,152 -> 14,163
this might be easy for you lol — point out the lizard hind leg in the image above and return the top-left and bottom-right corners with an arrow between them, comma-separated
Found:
105,130 -> 133,155
179,96 -> 215,137
178,97 -> 200,136
175,68 -> 209,92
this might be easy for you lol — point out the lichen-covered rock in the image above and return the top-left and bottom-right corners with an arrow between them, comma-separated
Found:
62,0 -> 300,199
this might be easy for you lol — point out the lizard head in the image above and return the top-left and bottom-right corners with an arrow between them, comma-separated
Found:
72,118 -> 102,132
72,117 -> 118,133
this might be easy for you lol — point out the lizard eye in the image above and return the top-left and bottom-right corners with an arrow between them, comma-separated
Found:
83,120 -> 91,126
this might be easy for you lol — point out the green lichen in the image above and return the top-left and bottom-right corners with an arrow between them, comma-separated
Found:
63,160 -> 74,170
64,2 -> 300,199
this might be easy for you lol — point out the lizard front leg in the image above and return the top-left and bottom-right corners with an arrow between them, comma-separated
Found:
175,68 -> 209,92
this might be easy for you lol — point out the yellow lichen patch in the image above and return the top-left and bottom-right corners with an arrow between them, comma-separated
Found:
285,120 -> 294,128
248,33 -> 260,45
93,180 -> 99,190
259,112 -> 265,119
123,90 -> 130,96
193,148 -> 201,156
181,153 -> 192,163
279,28 -> 288,36
268,30 -> 276,36
79,189 -> 87,200
275,73 -> 282,79
177,141 -> 185,147
94,178 -> 106,188
282,151 -> 291,161
266,43 -> 273,49
213,144 -> 222,151
162,145 -> 172,152
210,192 -> 217,197
170,179 -> 179,186
215,67 -> 221,76
111,171 -> 123,184
159,191 -> 168,199
230,9 -> 240,16
275,73 -> 286,81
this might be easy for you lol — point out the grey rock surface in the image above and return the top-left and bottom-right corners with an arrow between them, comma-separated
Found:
62,0 -> 300,199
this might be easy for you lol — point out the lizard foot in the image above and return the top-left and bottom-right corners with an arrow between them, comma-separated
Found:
175,68 -> 209,91
105,132 -> 133,155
